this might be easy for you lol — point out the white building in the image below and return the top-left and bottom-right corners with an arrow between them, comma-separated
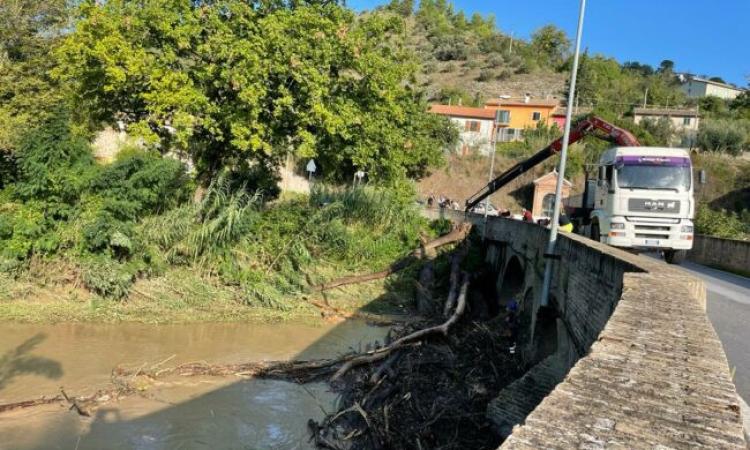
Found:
429,104 -> 496,155
680,77 -> 746,100
633,107 -> 700,132
633,107 -> 700,147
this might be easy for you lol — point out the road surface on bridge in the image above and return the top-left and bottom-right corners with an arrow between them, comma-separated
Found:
676,261 -> 750,403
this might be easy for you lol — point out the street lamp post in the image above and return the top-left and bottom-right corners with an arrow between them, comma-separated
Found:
539,0 -> 587,307
483,110 -> 502,235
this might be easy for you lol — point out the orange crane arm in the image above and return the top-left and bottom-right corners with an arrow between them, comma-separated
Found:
465,116 -> 640,212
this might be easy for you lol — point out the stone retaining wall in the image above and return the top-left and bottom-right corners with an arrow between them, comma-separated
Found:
500,233 -> 743,448
688,234 -> 750,276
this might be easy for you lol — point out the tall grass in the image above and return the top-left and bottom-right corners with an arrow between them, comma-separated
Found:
47,180 -> 429,309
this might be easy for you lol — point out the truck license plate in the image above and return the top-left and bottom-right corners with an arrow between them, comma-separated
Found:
645,239 -> 660,246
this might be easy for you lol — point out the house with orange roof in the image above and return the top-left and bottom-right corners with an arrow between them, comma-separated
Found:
428,104 -> 498,155
483,96 -> 559,142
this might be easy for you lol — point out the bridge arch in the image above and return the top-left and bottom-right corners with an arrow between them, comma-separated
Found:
497,255 -> 525,310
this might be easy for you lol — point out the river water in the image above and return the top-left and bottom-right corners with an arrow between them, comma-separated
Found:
0,321 -> 389,450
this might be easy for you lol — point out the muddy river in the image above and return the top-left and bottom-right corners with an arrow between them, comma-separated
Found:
0,321 -> 388,450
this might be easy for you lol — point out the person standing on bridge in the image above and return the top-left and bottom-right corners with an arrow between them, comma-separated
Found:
558,214 -> 573,233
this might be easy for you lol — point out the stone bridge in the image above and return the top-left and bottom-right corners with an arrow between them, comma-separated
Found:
425,209 -> 746,449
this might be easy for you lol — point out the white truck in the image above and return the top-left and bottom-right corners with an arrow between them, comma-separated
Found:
581,147 -> 694,264
464,116 -> 696,264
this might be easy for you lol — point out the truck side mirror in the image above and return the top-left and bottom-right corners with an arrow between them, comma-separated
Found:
597,165 -> 607,187
698,169 -> 707,185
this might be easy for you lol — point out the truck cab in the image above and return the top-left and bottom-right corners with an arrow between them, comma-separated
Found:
584,147 -> 694,264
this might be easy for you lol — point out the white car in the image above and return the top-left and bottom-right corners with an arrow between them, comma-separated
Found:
470,202 -> 499,216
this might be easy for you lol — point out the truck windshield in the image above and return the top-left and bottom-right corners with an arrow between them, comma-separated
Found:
616,164 -> 691,191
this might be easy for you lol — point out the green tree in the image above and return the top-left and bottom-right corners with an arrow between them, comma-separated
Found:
639,117 -> 674,146
730,91 -> 750,120
530,25 -> 570,68
657,59 -> 675,75
0,0 -> 69,152
56,1 -> 453,187
386,0 -> 413,16
697,119 -> 749,156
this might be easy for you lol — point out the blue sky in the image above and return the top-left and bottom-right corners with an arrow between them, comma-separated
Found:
348,0 -> 749,87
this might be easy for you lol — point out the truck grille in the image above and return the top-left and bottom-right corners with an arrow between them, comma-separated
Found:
628,198 -> 680,213
634,224 -> 671,232
636,233 -> 669,239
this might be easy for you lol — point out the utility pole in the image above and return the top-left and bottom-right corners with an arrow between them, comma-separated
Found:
540,0 -> 587,308
508,32 -> 514,55
643,87 -> 649,108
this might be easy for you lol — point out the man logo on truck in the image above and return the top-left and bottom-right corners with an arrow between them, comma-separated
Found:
644,200 -> 677,210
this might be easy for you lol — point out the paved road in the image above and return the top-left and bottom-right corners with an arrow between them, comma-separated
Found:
673,260 -> 750,403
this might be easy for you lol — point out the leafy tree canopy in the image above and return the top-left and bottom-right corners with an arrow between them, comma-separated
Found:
530,25 -> 570,69
55,0 -> 455,186
0,0 -> 69,151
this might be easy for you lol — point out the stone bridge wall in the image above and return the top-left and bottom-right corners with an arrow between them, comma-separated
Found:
688,234 -> 750,277
423,208 -> 745,448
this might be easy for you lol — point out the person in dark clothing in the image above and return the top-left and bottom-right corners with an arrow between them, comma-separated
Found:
505,299 -> 519,354
558,214 -> 573,233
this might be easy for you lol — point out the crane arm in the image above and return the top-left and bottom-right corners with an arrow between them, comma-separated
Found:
464,115 -> 640,212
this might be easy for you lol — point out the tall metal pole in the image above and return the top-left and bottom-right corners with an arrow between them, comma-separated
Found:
540,0 -> 587,307
483,115 -> 500,237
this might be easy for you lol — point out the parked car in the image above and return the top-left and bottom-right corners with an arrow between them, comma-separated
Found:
470,202 -> 499,216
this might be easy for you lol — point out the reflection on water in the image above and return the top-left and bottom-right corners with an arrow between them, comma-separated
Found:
0,321 -> 388,450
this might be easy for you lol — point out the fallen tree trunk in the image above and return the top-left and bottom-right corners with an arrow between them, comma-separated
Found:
316,222 -> 471,291
0,396 -> 62,413
443,242 -> 469,317
331,274 -> 469,381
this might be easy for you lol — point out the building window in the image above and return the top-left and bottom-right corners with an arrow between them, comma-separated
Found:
532,111 -> 542,121
498,128 -> 514,142
683,117 -> 692,126
496,110 -> 511,124
465,121 -> 481,132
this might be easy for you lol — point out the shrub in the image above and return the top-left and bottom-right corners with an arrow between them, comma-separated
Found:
477,69 -> 495,82
90,148 -> 192,220
485,53 -> 504,68
496,68 -> 512,80
80,257 -> 137,300
465,59 -> 481,70
13,111 -> 94,205
694,203 -> 748,239
433,35 -> 469,61
697,119 -> 749,156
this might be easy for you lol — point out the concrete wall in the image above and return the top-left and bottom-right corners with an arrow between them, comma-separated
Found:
447,117 -> 494,155
423,208 -> 745,448
688,234 -> 750,276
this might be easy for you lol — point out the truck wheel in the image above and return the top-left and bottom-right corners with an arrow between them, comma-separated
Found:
664,249 -> 686,265
590,222 -> 600,243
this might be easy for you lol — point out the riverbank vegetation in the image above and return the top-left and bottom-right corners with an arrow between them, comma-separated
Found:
0,115 -> 439,321
0,0 -> 464,322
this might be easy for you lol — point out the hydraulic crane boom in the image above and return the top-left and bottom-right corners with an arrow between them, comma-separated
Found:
465,116 -> 641,212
